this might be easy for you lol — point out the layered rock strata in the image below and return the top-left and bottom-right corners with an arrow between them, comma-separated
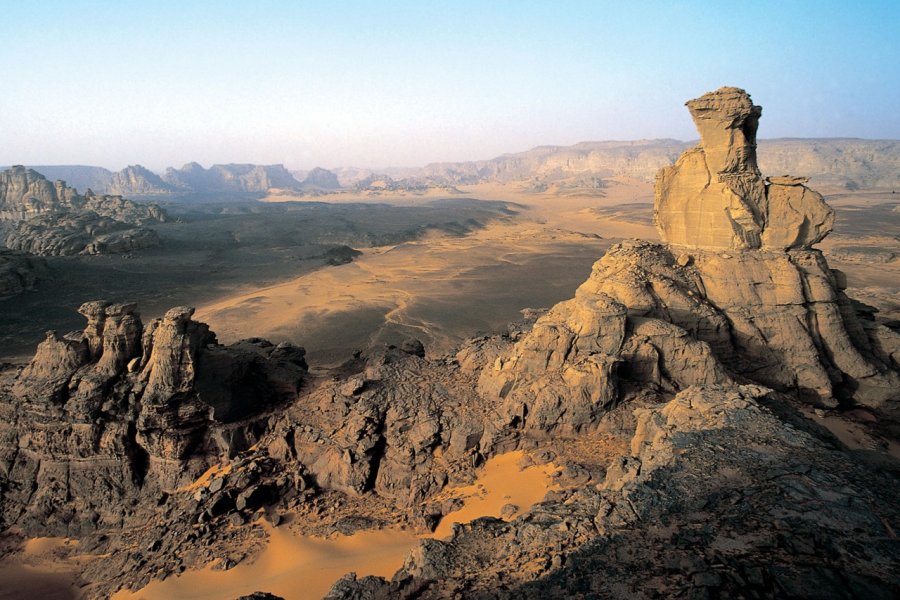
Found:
654,87 -> 834,251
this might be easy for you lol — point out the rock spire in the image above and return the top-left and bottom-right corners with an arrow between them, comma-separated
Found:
654,87 -> 834,250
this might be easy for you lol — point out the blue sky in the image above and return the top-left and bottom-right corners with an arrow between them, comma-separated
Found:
2,1 -> 898,170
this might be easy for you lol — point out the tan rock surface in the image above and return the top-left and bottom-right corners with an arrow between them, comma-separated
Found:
654,87 -> 766,249
762,177 -> 835,249
654,87 -> 836,251
474,236 -> 899,414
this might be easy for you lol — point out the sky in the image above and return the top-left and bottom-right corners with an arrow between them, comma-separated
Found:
2,0 -> 898,171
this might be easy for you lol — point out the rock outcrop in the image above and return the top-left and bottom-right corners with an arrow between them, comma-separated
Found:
4,212 -> 161,256
0,166 -> 167,256
106,165 -> 177,196
654,87 -> 835,251
1,88 -> 898,599
463,88 -> 897,455
762,175 -> 835,249
0,301 -> 307,534
335,385 -> 900,599
15,164 -> 305,196
163,162 -> 301,193
300,167 -> 342,190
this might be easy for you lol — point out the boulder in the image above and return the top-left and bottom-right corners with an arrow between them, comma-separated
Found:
762,176 -> 834,249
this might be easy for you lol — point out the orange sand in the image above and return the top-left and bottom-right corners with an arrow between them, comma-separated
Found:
429,451 -> 557,539
114,451 -> 555,600
0,537 -> 81,600
111,526 -> 418,600
179,462 -> 234,493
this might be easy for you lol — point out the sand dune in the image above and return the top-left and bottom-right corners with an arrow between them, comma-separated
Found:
0,538 -> 80,600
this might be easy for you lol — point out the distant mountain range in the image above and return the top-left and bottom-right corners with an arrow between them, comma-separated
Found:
422,138 -> 900,189
18,163 -> 338,197
13,137 -> 900,196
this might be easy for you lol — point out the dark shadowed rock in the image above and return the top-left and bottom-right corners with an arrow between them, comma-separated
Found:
0,248 -> 49,298
0,301 -> 307,534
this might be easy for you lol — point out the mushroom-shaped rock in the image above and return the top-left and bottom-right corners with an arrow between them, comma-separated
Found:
654,87 -> 766,250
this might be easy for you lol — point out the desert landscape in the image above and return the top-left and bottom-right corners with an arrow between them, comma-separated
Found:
1,3 -> 899,600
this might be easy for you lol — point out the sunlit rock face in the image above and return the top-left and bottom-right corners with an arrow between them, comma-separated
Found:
654,87 -> 834,251
474,88 -> 898,423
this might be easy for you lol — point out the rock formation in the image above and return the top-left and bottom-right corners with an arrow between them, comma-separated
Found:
4,212 -> 162,256
106,165 -> 176,196
419,138 -> 900,188
0,166 -> 167,256
163,162 -> 301,193
335,385 -> 900,599
470,88 -> 897,437
300,167 -> 342,190
0,301 -> 307,534
654,87 -> 834,251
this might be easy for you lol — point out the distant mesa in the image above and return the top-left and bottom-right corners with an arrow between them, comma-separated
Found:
15,163 -> 320,196
420,137 -> 900,189
163,162 -> 303,193
14,133 -> 900,201
300,166 -> 341,190
108,164 -> 175,196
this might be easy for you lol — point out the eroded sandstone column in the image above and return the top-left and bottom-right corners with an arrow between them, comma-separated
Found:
654,86 -> 834,251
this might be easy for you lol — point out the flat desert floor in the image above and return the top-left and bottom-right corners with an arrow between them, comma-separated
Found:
197,179 -> 658,367
198,180 -> 898,367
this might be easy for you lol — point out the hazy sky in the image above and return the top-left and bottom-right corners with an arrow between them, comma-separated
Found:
2,1 -> 898,171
